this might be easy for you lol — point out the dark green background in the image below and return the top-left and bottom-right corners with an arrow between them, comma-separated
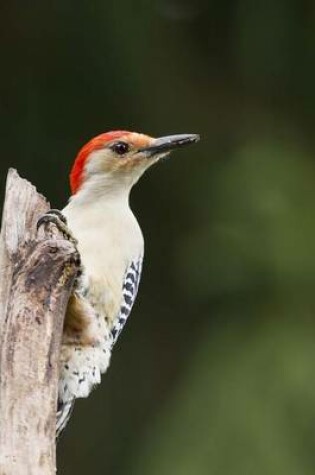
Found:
1,1 -> 315,474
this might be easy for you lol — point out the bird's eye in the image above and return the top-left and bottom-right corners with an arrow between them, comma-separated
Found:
111,141 -> 129,155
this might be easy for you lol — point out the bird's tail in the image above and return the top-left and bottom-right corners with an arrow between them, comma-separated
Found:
56,399 -> 75,438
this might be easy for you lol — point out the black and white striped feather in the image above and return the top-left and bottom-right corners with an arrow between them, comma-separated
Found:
56,257 -> 143,437
111,257 -> 143,345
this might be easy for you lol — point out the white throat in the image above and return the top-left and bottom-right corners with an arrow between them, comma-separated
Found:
68,173 -> 134,208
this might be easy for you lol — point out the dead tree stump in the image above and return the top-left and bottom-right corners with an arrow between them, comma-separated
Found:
0,169 -> 79,475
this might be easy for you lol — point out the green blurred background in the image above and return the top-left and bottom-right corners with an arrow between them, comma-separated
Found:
2,1 -> 315,474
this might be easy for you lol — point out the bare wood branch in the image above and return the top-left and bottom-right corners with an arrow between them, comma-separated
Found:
0,169 -> 78,475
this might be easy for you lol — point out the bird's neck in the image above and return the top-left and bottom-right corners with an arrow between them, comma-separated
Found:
68,175 -> 132,209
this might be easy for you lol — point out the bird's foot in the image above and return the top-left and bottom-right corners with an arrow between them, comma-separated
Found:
37,209 -> 78,246
37,209 -> 83,288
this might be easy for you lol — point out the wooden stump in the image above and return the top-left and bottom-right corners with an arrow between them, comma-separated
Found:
0,169 -> 79,475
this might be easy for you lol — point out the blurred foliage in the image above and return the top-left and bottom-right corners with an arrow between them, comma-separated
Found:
131,317 -> 315,475
1,1 -> 315,474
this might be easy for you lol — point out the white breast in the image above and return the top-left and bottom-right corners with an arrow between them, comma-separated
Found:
62,195 -> 144,323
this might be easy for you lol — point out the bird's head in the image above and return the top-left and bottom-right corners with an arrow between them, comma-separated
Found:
70,130 -> 200,197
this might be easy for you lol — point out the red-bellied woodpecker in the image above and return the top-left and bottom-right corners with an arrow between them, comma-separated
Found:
39,130 -> 200,436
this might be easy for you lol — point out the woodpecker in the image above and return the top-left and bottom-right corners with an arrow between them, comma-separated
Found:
39,130 -> 200,436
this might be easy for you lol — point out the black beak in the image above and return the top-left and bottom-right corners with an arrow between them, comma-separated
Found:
139,133 -> 200,156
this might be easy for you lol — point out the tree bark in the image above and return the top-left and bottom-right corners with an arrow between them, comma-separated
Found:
0,169 -> 78,475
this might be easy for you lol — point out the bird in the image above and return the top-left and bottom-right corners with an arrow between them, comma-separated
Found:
38,130 -> 200,436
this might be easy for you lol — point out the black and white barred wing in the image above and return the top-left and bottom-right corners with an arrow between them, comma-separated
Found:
111,257 -> 143,345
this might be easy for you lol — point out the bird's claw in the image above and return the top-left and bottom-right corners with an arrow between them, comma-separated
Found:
37,209 -> 78,246
37,210 -> 84,288
44,209 -> 68,224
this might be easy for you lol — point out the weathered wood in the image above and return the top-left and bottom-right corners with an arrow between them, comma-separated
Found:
0,169 -> 78,475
